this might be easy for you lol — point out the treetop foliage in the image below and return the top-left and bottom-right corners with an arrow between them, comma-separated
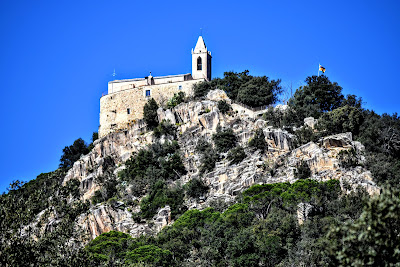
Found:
193,70 -> 282,107
81,179 -> 381,266
288,75 -> 344,119
59,138 -> 89,170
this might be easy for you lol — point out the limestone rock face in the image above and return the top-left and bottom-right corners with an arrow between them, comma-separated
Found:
154,206 -> 171,233
157,108 -> 176,124
63,120 -> 150,200
76,204 -> 154,241
297,202 -> 313,225
58,97 -> 380,243
206,89 -> 229,102
322,132 -> 353,150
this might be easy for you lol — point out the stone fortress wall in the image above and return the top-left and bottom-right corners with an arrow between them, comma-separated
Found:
99,77 -> 202,137
98,35 -> 211,138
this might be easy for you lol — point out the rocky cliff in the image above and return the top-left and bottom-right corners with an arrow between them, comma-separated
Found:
50,90 -> 379,243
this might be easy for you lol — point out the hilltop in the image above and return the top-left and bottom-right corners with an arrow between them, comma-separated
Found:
1,73 -> 399,266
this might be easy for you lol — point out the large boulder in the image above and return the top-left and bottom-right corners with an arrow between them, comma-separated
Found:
304,117 -> 317,129
206,89 -> 229,102
322,132 -> 353,149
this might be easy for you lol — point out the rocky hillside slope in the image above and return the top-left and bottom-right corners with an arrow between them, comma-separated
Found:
48,90 -> 379,243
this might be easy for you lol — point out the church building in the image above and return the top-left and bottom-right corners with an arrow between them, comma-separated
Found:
98,36 -> 212,137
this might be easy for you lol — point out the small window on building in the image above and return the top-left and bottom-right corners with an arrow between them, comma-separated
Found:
145,90 -> 151,97
127,108 -> 130,114
178,85 -> 182,90
197,57 -> 202,70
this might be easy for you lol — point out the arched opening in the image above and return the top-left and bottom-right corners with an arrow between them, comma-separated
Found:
197,57 -> 202,70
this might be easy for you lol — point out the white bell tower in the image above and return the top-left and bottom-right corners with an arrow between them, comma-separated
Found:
191,36 -> 212,81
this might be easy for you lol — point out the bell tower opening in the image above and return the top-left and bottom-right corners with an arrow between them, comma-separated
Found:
197,57 -> 202,70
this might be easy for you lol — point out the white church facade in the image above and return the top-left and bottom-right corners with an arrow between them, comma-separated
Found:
98,36 -> 212,137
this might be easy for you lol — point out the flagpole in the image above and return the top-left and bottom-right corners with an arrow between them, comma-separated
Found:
318,63 -> 320,77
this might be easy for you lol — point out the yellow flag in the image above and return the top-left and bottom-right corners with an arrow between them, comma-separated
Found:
319,65 -> 326,73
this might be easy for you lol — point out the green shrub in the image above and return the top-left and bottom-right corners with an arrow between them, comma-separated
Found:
167,91 -> 185,108
217,100 -> 232,114
91,190 -> 104,205
212,126 -> 237,153
91,177 -> 119,205
119,141 -> 186,197
236,75 -> 282,107
185,178 -> 209,199
196,138 -> 212,153
338,149 -> 359,168
88,132 -> 99,151
193,81 -> 211,98
60,178 -> 81,199
294,161 -> 311,179
192,71 -> 282,108
153,120 -> 177,139
227,146 -> 246,165
327,187 -> 400,266
199,148 -> 220,174
249,128 -> 267,152
140,180 -> 186,219
294,125 -> 317,147
143,98 -> 159,129
196,138 -> 220,174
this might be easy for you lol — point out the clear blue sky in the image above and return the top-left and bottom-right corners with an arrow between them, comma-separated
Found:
0,0 -> 399,192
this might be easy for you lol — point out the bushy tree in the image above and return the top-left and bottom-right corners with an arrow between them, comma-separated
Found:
217,100 -> 232,114
86,230 -> 132,263
212,126 -> 237,153
236,75 -> 282,107
59,138 -> 89,169
153,120 -> 177,139
289,75 -> 344,119
327,187 -> 400,266
143,98 -> 159,129
227,146 -> 246,165
140,180 -> 186,219
294,125 -> 317,146
125,245 -> 173,266
199,148 -> 220,174
317,105 -> 364,136
294,161 -> 312,179
249,128 -> 267,152
193,78 -> 221,98
185,178 -> 209,199
263,106 -> 302,129
342,94 -> 363,109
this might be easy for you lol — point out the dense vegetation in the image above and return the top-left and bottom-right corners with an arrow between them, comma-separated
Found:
83,180 -> 400,266
193,70 -> 282,107
1,72 -> 400,266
